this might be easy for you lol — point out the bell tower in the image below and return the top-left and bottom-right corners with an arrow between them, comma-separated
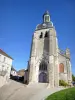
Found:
28,11 -> 59,88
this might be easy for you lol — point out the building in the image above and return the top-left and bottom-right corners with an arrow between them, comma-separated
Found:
10,67 -> 17,76
24,11 -> 72,88
17,69 -> 25,77
0,49 -> 13,87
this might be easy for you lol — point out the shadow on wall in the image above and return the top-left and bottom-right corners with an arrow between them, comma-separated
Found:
10,75 -> 24,84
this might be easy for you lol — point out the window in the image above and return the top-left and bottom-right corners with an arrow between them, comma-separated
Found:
39,32 -> 43,38
39,61 -> 47,71
59,63 -> 64,73
44,31 -> 48,38
45,16 -> 49,22
4,57 -> 6,62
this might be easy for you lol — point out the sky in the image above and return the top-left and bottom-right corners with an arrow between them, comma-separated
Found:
0,0 -> 75,74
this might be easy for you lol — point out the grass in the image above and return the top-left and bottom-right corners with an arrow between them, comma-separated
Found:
45,87 -> 75,100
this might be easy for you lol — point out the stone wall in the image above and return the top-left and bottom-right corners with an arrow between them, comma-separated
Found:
58,52 -> 72,84
28,27 -> 59,87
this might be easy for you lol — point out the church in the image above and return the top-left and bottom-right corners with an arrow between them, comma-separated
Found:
24,11 -> 72,87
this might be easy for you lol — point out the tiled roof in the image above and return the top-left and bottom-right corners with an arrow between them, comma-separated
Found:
0,49 -> 13,59
17,69 -> 25,76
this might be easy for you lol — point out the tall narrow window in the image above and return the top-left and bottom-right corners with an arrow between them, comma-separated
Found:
44,31 -> 48,38
39,61 -> 47,71
59,63 -> 64,73
39,32 -> 43,38
4,57 -> 6,62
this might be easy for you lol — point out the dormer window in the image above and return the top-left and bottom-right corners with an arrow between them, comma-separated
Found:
44,31 -> 48,38
39,32 -> 43,38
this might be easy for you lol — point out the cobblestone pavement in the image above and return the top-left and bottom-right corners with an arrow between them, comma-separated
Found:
0,80 -> 64,100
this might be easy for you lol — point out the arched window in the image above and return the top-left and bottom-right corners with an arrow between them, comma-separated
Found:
44,31 -> 48,38
39,32 -> 43,38
59,63 -> 64,73
39,61 -> 47,71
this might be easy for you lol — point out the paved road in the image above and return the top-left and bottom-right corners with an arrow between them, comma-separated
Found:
0,80 -> 64,100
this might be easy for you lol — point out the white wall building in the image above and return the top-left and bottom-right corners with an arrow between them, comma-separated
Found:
24,11 -> 72,88
0,49 -> 13,87
10,67 -> 17,76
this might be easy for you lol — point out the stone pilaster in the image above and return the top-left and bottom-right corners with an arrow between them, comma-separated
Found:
48,29 -> 55,88
54,56 -> 59,87
29,57 -> 35,83
48,55 -> 54,88
30,35 -> 36,57
29,34 -> 37,83
67,60 -> 72,85
65,48 -> 70,59
54,37 -> 59,87
48,28 -> 59,87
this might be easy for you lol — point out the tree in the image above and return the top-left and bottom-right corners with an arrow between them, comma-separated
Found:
72,74 -> 75,82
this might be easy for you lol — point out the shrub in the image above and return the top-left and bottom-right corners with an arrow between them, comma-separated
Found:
72,74 -> 75,82
59,80 -> 69,87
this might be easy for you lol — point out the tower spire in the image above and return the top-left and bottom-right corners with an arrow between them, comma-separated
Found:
43,10 -> 50,23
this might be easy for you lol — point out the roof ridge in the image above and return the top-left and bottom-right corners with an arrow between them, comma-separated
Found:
0,49 -> 13,59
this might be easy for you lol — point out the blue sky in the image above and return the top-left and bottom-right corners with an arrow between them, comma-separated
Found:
0,0 -> 75,74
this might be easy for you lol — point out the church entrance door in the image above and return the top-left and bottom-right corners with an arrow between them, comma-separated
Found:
39,72 -> 47,83
39,61 -> 48,83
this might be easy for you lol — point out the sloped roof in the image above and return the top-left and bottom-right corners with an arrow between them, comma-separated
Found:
17,69 -> 25,76
0,49 -> 13,59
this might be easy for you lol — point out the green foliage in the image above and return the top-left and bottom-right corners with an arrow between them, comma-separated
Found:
72,74 -> 75,82
46,87 -> 75,100
59,80 -> 69,87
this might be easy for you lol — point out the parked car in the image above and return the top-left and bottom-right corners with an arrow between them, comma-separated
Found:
72,81 -> 75,86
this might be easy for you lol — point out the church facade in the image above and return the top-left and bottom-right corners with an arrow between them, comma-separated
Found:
24,11 -> 72,87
